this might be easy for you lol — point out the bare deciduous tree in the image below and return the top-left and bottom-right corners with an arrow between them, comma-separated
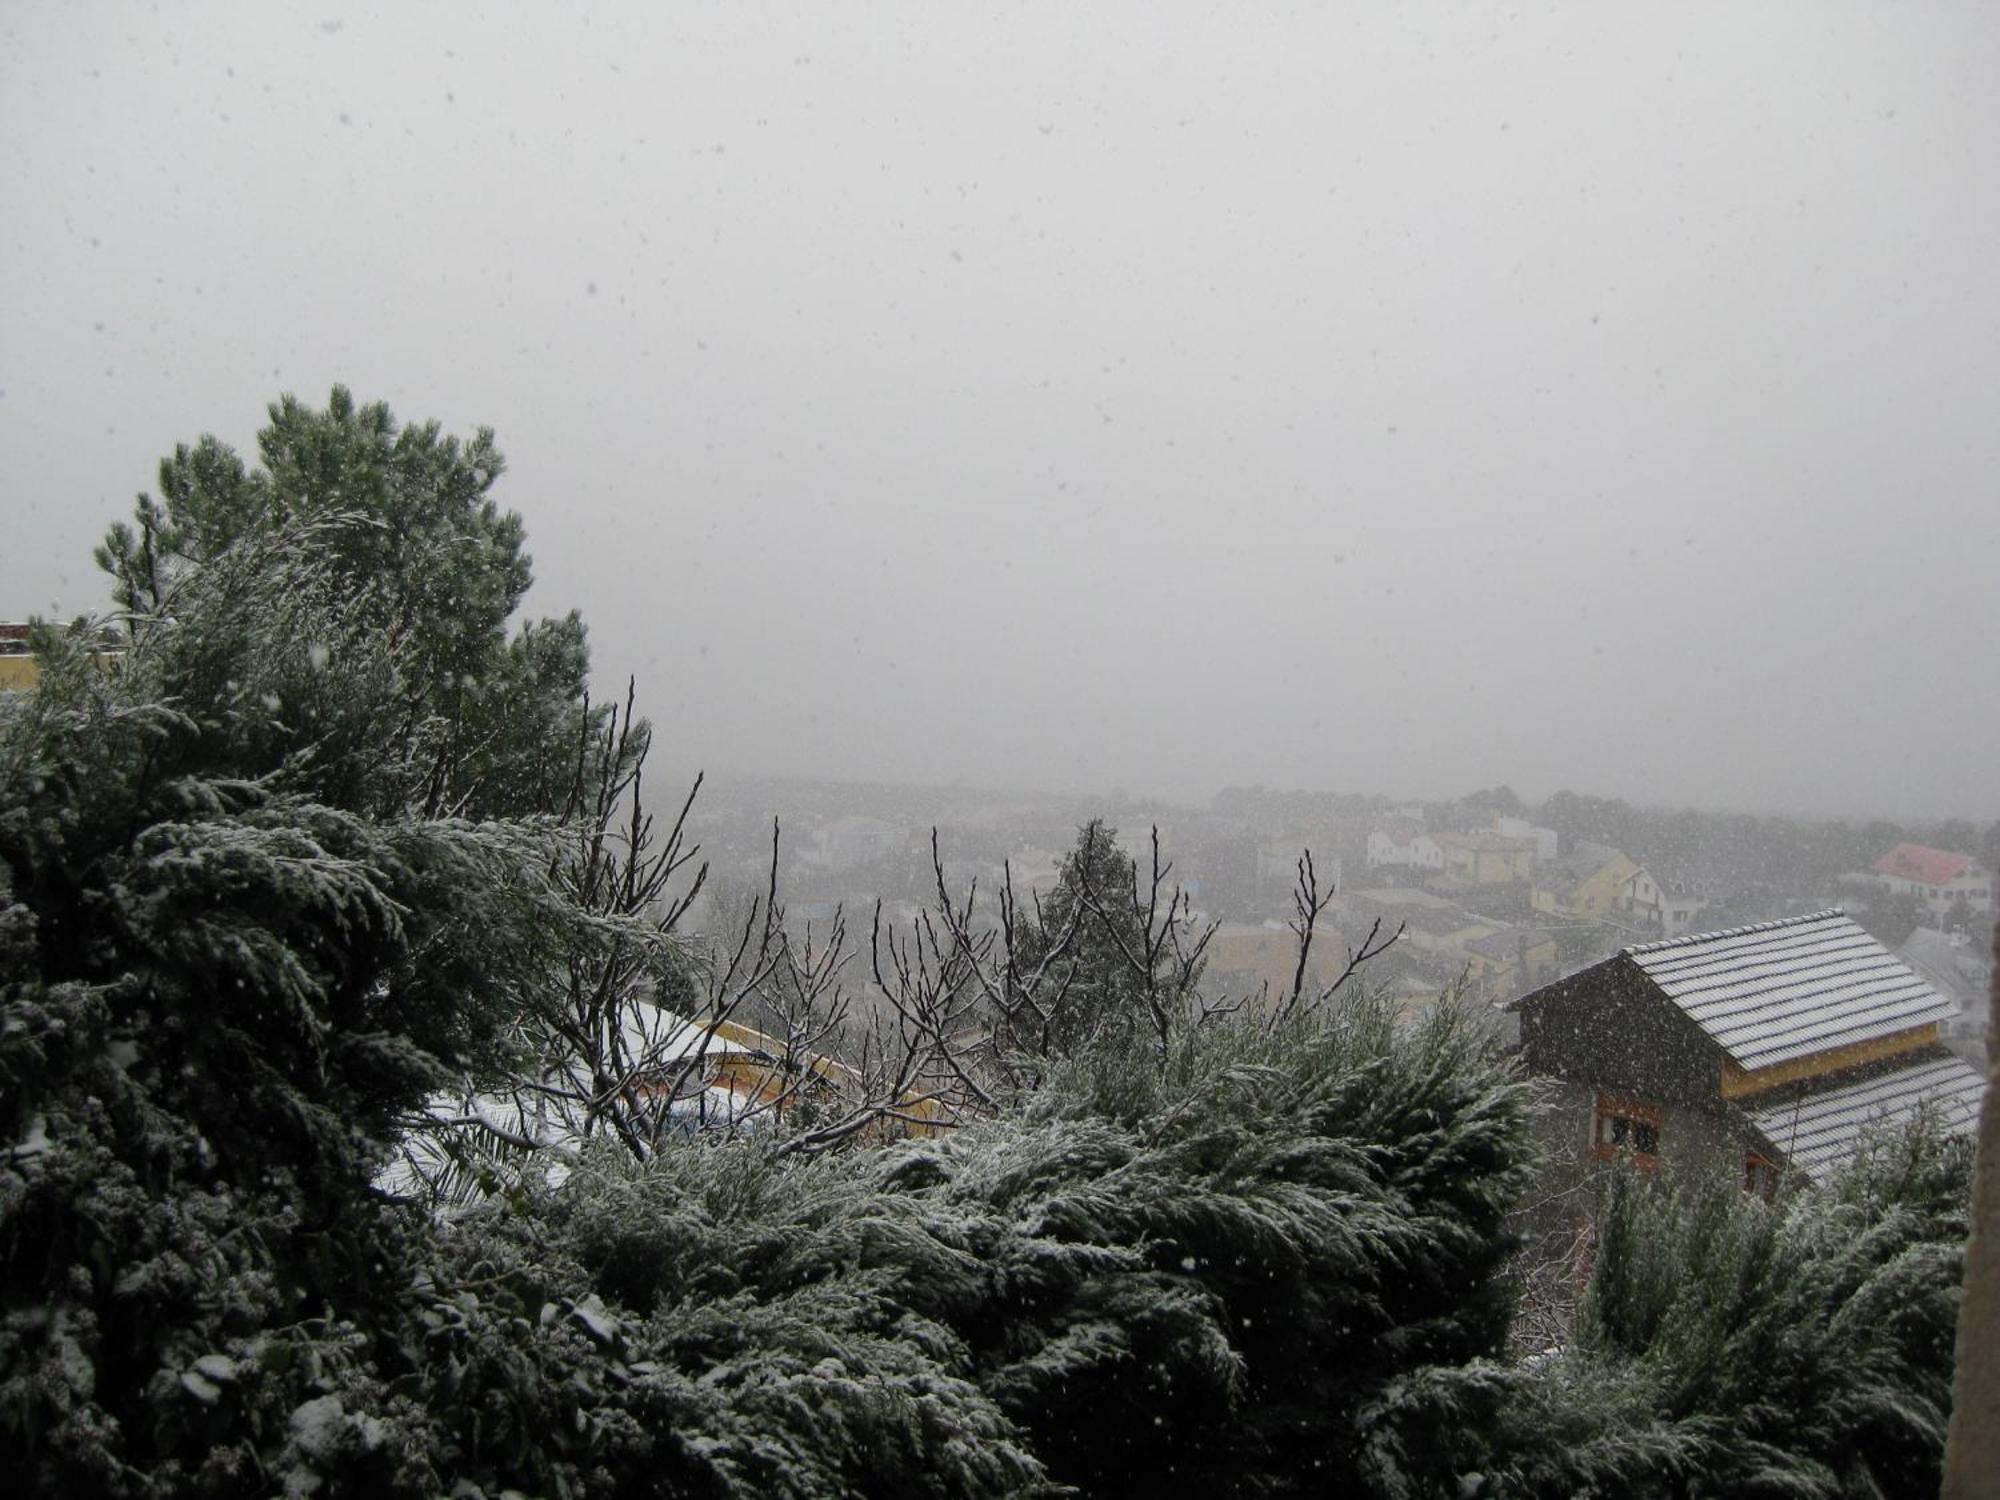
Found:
396,775 -> 1389,1205
1269,849 -> 1404,1028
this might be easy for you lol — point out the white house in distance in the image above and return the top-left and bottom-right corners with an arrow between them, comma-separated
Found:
1619,866 -> 1708,939
1366,822 -> 1443,872
1873,844 -> 1993,924
1493,816 -> 1559,865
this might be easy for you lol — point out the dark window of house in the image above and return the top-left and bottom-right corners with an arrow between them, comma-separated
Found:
1744,1153 -> 1780,1197
1592,1093 -> 1662,1166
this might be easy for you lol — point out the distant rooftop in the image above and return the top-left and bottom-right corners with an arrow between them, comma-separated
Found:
1349,886 -> 1458,910
1435,830 -> 1535,853
1464,926 -> 1551,960
1874,843 -> 1982,887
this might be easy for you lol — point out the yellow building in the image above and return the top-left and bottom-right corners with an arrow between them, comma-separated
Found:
0,622 -> 125,692
1434,831 -> 1537,887
1462,926 -> 1559,995
1531,841 -> 1639,922
1204,922 -> 1350,1003
0,622 -> 36,690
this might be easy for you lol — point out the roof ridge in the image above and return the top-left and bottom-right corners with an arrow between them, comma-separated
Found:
1623,907 -> 1847,957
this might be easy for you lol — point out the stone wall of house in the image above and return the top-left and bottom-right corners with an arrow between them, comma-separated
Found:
1517,961 -> 1719,1104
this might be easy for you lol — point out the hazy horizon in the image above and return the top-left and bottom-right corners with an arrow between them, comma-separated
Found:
6,3 -> 1997,822
619,764 -> 1998,833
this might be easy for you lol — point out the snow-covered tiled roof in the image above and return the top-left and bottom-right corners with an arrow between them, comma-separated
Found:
1623,910 -> 1953,1072
1745,1053 -> 1987,1183
1464,926 -> 1552,960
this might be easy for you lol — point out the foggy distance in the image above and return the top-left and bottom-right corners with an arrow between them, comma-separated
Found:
4,1 -> 1997,818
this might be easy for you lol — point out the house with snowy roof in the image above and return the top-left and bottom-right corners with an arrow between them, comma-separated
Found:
1510,909 -> 1985,1192
383,1005 -> 949,1202
1873,843 -> 1993,926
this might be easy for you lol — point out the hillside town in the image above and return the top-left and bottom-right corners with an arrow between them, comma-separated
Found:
626,768 -> 1996,1221
9,622 -> 1991,1175
666,767 -> 1993,1047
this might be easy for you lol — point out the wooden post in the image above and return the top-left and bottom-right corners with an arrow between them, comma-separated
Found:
1941,919 -> 2000,1496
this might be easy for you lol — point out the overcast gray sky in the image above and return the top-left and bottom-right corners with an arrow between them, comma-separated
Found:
4,3 -> 1996,818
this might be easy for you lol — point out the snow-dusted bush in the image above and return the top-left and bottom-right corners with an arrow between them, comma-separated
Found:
466,995 -> 1537,1498
1485,1120 -> 1972,1499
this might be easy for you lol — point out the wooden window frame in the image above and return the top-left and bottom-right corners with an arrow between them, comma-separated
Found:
1590,1091 -> 1662,1171
1743,1151 -> 1780,1198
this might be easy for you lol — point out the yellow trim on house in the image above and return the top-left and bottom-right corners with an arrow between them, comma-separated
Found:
1532,850 -> 1640,921
1718,1023 -> 1938,1099
0,649 -> 124,692
665,1016 -> 950,1137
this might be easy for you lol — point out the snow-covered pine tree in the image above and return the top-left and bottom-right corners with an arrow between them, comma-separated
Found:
999,820 -> 1213,1062
92,385 -> 601,821
0,516 -> 601,1492
0,384 -> 669,1493
909,994 -> 1534,1497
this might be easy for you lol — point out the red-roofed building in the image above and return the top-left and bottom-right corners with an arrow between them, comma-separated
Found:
1874,844 -> 1992,923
